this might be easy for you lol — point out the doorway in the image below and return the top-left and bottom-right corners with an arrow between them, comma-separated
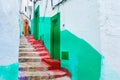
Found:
50,12 -> 60,59
34,6 -> 40,40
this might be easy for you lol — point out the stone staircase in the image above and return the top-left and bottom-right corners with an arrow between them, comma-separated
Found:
19,36 -> 71,80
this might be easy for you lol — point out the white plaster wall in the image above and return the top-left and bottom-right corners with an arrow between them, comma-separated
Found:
0,0 -> 19,65
100,59 -> 120,80
21,0 -> 27,15
99,0 -> 120,76
40,0 -> 101,51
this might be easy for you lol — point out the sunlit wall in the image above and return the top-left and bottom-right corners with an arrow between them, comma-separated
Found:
0,0 -> 19,80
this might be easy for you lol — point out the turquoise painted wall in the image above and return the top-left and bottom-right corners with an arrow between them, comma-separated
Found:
0,63 -> 18,80
60,30 -> 102,80
31,19 -> 34,35
39,17 -> 51,51
31,17 -> 51,51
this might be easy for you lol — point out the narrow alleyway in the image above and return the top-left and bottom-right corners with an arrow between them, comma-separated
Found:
19,36 -> 71,80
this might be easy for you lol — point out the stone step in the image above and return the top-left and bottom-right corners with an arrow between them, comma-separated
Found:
19,49 -> 36,52
27,39 -> 35,41
19,56 -> 41,59
55,76 -> 71,80
19,53 -> 39,57
30,41 -> 44,45
19,62 -> 47,67
19,62 -> 48,71
20,43 -> 31,45
19,51 -> 39,54
19,45 -> 33,48
19,51 -> 49,54
39,55 -> 51,61
19,36 -> 71,80
19,57 -> 41,63
19,47 -> 35,50
35,47 -> 47,51
19,53 -> 49,57
19,70 -> 68,80
48,69 -> 68,78
19,71 -> 51,80
43,59 -> 60,70
26,35 -> 34,39
32,44 -> 44,48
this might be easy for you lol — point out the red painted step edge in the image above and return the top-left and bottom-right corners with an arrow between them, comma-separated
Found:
26,36 -> 72,78
43,58 -> 60,70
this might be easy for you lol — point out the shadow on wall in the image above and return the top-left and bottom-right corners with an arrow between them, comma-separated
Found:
60,30 -> 102,80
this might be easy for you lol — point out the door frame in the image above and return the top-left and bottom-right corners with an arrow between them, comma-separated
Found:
34,6 -> 40,40
50,12 -> 60,59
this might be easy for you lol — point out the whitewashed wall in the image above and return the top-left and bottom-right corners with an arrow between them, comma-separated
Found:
0,0 -> 19,65
20,0 -> 28,16
99,0 -> 120,75
40,0 -> 101,51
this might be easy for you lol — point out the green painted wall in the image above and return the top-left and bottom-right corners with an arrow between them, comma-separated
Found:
60,30 -> 102,80
31,19 -> 34,35
39,17 -> 51,52
50,13 -> 60,59
34,6 -> 40,40
0,63 -> 18,80
31,17 -> 51,51
37,13 -> 60,60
